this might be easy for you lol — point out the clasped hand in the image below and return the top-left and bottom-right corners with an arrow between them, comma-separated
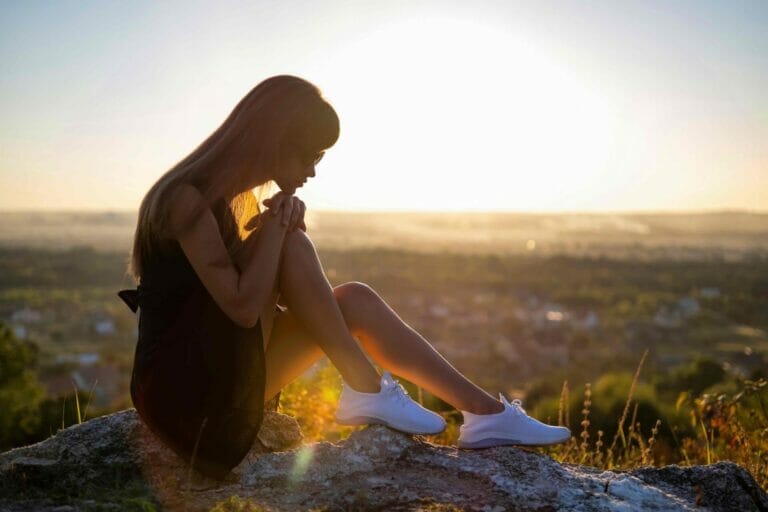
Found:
262,191 -> 306,232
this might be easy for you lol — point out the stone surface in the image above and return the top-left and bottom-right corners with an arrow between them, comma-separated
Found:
0,409 -> 766,511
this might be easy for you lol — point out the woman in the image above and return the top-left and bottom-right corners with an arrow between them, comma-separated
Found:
118,74 -> 570,480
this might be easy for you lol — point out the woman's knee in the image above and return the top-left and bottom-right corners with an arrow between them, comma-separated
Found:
281,228 -> 316,262
334,281 -> 380,327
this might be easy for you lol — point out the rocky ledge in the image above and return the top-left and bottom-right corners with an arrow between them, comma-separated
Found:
0,409 -> 765,511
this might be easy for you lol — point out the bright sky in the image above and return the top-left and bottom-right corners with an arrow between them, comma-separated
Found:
1,0 -> 766,212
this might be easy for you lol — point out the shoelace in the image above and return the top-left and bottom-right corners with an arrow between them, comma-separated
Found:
385,380 -> 413,408
510,398 -> 527,415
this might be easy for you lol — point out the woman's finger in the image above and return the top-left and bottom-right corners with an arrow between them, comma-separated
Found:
295,201 -> 306,232
264,197 -> 279,215
281,196 -> 294,226
289,197 -> 301,230
274,193 -> 290,216
266,192 -> 286,215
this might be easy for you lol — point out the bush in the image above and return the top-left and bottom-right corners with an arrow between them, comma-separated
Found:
0,321 -> 45,450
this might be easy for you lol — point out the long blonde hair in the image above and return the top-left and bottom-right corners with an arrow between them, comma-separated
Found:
126,75 -> 340,282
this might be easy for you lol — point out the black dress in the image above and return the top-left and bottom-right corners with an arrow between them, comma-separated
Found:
118,205 -> 280,480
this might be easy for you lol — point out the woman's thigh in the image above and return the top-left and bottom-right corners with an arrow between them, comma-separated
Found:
263,307 -> 325,402
262,280 -> 376,401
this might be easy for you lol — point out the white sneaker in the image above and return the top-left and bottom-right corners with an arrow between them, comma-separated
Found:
458,393 -> 571,448
335,371 -> 447,435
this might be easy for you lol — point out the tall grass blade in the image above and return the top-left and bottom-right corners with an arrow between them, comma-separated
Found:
699,418 -> 711,465
71,380 -> 82,425
82,379 -> 98,422
609,349 -> 648,454
558,380 -> 569,427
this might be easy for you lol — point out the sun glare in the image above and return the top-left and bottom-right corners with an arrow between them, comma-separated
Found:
306,17 -> 617,211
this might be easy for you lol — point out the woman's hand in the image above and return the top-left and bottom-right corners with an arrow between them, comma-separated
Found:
263,192 -> 306,232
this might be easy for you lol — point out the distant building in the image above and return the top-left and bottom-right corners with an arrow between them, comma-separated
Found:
11,324 -> 27,339
93,319 -> 116,335
428,304 -> 450,318
545,310 -> 566,323
494,336 -> 520,362
677,297 -> 700,317
11,307 -> 42,324
574,311 -> 600,331
531,303 -> 568,329
653,306 -> 683,329
55,353 -> 100,366
653,297 -> 700,329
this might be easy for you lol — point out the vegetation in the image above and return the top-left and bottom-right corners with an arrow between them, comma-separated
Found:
0,322 -> 107,451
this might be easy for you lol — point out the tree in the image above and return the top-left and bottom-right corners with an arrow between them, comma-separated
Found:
0,321 -> 45,451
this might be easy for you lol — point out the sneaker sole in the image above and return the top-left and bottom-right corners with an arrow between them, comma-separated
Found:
336,415 -> 446,435
458,434 -> 570,449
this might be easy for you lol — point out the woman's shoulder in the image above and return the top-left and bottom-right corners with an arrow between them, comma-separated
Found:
166,184 -> 206,236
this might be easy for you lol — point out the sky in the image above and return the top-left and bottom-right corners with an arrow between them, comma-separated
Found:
0,0 -> 766,212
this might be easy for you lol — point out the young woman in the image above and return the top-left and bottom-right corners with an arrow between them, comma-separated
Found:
118,74 -> 570,480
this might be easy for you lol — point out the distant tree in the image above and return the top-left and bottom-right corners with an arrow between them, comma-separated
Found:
658,358 -> 726,396
0,321 -> 45,451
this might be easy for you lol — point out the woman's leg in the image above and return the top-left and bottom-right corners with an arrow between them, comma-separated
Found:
337,282 -> 504,415
271,229 -> 382,393
263,229 -> 504,415
262,307 -> 327,402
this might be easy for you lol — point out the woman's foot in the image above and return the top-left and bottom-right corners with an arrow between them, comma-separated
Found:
335,371 -> 447,435
458,394 -> 571,448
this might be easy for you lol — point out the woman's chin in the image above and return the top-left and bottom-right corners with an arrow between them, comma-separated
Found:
277,183 -> 296,194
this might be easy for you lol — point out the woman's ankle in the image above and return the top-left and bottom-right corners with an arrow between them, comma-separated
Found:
463,399 -> 505,415
345,375 -> 382,394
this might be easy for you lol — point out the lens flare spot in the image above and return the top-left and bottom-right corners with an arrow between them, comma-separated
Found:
290,444 -> 315,483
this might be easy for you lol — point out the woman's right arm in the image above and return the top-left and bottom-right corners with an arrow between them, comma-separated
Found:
168,184 -> 287,329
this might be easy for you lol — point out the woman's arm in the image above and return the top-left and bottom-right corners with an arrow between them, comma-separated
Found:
168,184 -> 287,329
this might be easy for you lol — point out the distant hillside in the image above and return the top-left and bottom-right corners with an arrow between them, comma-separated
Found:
0,210 -> 766,260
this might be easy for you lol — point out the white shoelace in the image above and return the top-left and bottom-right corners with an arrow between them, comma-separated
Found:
510,398 -> 526,413
385,380 -> 413,408
500,394 -> 527,416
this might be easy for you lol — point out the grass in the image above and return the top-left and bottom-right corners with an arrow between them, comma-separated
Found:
63,378 -> 98,427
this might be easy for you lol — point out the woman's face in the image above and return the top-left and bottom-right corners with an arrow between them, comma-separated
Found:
274,142 -> 325,195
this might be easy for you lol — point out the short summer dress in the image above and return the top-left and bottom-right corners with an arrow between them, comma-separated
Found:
118,205 -> 281,480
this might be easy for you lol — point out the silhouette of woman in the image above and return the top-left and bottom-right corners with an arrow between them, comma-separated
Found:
118,74 -> 569,480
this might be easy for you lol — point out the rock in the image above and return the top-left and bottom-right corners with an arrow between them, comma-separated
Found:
0,409 -> 765,511
254,410 -> 304,453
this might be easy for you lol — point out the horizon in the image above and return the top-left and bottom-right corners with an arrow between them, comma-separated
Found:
0,207 -> 767,216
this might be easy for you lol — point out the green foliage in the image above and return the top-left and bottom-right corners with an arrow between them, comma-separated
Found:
0,322 -> 98,450
0,321 -> 39,386
0,322 -> 45,450
531,371 -> 685,454
656,357 -> 726,396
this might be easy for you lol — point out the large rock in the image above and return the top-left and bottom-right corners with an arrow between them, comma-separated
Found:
0,409 -> 765,511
